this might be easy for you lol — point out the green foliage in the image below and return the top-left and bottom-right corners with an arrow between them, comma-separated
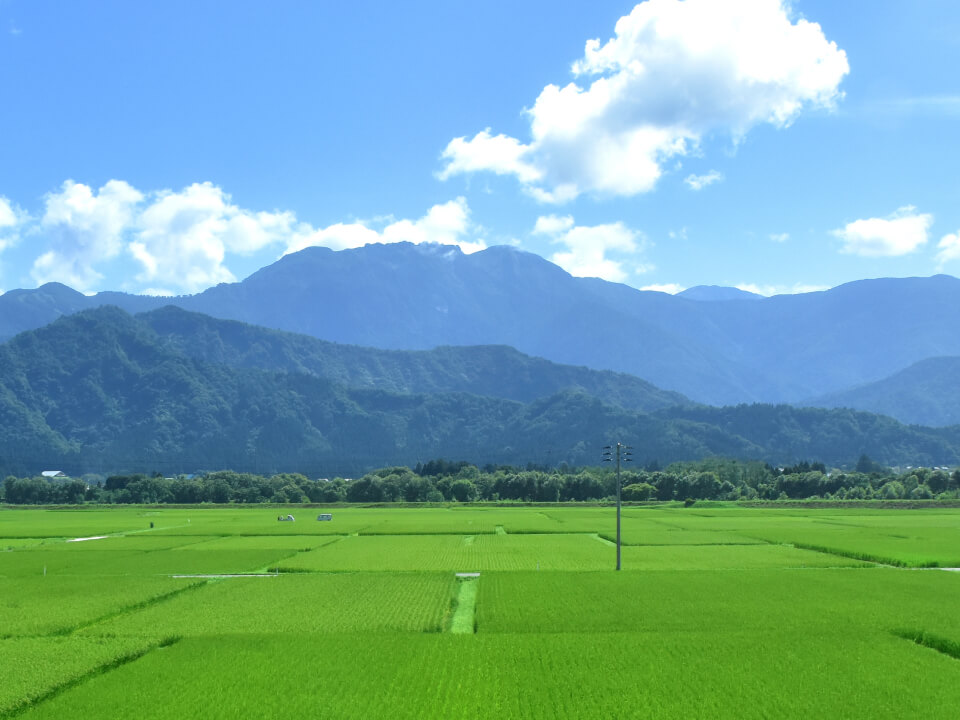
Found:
856,454 -> 887,474
3,457 -> 957,505
448,478 -> 478,502
3,307 -> 960,480
143,306 -> 692,414
621,482 -> 656,501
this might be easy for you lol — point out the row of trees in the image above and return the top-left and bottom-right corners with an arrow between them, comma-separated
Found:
2,456 -> 959,505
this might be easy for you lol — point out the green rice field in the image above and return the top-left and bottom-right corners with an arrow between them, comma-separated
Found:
2,504 -> 960,718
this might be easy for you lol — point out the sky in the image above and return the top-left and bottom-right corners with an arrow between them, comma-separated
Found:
1,0 -> 959,297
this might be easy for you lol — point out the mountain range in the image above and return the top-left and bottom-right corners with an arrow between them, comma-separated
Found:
676,285 -> 763,302
0,242 -> 958,426
806,357 -> 960,427
140,306 -> 690,412
1,305 -> 959,477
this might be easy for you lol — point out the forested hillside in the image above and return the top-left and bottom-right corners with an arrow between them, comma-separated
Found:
140,306 -> 690,412
805,357 -> 960,427
655,404 -> 960,468
1,307 -> 960,477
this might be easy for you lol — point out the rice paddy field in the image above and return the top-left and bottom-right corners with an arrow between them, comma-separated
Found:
2,504 -> 960,718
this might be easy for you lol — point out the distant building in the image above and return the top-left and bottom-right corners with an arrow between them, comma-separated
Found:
41,470 -> 67,479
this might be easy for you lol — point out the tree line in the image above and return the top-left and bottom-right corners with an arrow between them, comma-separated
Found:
2,456 -> 959,505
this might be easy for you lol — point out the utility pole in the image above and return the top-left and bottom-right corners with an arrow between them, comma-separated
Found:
602,442 -> 632,570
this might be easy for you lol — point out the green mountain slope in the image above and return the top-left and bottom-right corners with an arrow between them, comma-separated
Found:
805,357 -> 960,427
1,307 -> 958,476
656,404 -> 960,468
139,305 -> 690,413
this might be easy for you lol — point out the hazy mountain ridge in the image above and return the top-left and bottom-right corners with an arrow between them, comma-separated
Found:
656,403 -> 960,466
677,285 -> 764,301
805,356 -> 960,427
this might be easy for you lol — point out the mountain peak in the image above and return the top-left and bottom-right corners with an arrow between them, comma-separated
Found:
678,285 -> 763,301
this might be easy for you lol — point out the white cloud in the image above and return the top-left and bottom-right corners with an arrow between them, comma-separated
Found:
534,214 -> 642,282
875,95 -> 960,117
20,178 -> 483,294
641,282 -> 685,294
684,170 -> 724,190
286,222 -> 381,254
32,180 -> 144,290
833,206 -> 933,257
532,215 -> 575,236
129,182 -> 296,292
936,231 -> 960,269
769,232 -> 790,243
437,130 -> 541,184
285,197 -> 486,256
735,282 -> 828,296
383,198 -> 479,249
0,197 -> 18,229
0,196 -> 25,253
440,0 -> 848,202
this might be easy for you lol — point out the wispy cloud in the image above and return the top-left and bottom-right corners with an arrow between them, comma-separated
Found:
769,232 -> 789,243
872,95 -> 960,116
0,195 -> 26,253
936,231 -> 960,269
641,283 -> 685,294
684,170 -> 724,191
735,282 -> 829,297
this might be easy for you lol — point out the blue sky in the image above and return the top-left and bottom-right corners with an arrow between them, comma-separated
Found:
1,0 -> 959,296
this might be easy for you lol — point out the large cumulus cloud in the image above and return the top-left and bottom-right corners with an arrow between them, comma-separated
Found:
439,0 -> 849,202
